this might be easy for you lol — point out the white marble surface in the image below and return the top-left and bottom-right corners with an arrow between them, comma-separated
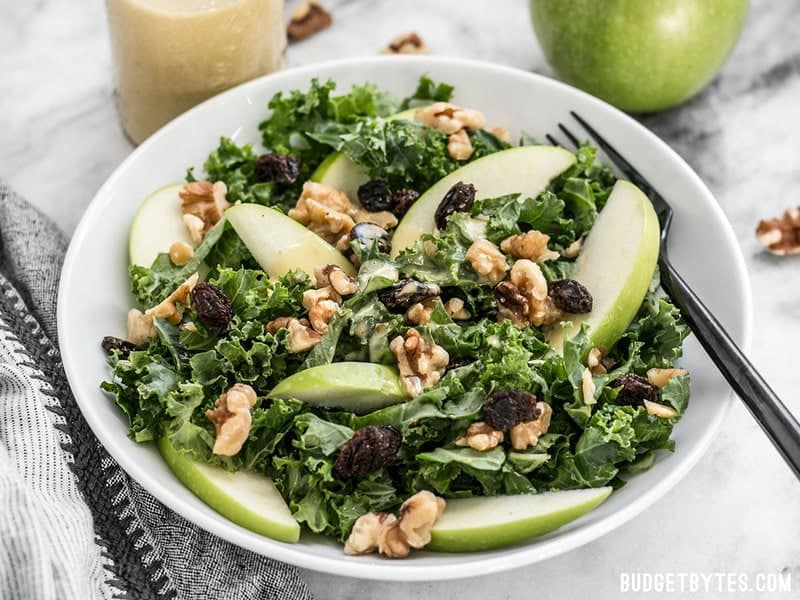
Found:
3,0 -> 800,598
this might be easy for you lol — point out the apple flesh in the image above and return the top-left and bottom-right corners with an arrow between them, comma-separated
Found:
547,180 -> 660,351
390,145 -> 576,258
157,436 -> 300,543
530,0 -> 749,113
428,487 -> 611,552
311,108 -> 419,201
128,183 -> 194,267
226,203 -> 355,278
268,362 -> 406,414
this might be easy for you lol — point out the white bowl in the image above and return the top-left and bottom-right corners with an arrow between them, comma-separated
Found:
57,56 -> 752,581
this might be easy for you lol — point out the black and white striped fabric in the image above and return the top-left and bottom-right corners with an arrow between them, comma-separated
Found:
0,184 -> 313,600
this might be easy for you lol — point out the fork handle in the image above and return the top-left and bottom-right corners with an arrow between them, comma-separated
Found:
659,257 -> 800,479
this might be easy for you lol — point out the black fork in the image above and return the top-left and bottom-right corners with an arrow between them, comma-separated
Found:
549,112 -> 800,480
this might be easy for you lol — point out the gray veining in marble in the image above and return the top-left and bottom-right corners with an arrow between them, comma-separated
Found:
2,0 -> 799,598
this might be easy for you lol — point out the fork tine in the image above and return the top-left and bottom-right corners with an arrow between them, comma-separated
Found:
569,111 -> 650,191
557,123 -> 580,149
545,133 -> 560,147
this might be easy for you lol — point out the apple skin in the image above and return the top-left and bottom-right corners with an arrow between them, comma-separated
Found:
428,487 -> 611,552
547,180 -> 660,352
530,0 -> 749,113
226,203 -> 355,279
269,362 -> 406,414
128,183 -> 194,267
157,436 -> 300,543
391,145 -> 576,258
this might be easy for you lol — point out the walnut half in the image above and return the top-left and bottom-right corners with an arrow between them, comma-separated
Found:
205,383 -> 257,456
509,401 -> 552,450
390,329 -> 449,397
344,491 -> 446,558
455,422 -> 504,451
756,207 -> 800,256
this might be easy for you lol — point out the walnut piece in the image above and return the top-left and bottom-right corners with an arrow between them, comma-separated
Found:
646,368 -> 687,388
169,241 -> 194,266
444,297 -> 470,320
344,491 -> 446,558
581,367 -> 597,405
756,207 -> 800,255
414,102 -> 487,135
587,347 -> 607,375
381,32 -> 428,54
344,512 -> 396,556
405,298 -> 437,325
286,318 -> 322,353
287,1 -> 332,41
509,401 -> 552,450
315,264 -> 358,296
127,308 -> 155,345
465,239 -> 508,285
455,422 -> 504,451
179,181 -> 229,240
501,231 -> 559,263
146,273 -> 199,325
562,237 -> 584,259
289,182 -> 397,249
509,259 -> 563,327
495,281 -> 530,327
447,129 -> 473,161
266,316 -> 302,335
490,127 -> 512,144
302,286 -> 342,334
182,214 -> 205,245
390,329 -> 449,397
643,399 -> 679,419
205,383 -> 257,456
398,491 -> 446,549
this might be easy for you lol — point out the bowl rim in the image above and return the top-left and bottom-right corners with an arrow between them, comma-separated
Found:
57,55 -> 753,581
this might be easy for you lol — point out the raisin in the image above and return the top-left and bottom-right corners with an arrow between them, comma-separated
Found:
434,181 -> 476,230
609,374 -> 658,406
253,153 -> 301,184
377,279 -> 440,313
357,179 -> 393,212
494,281 -> 530,321
101,336 -> 139,358
191,283 -> 233,336
446,356 -> 473,372
483,390 -> 539,432
391,188 -> 420,217
334,425 -> 402,479
549,279 -> 593,313
349,222 -> 391,255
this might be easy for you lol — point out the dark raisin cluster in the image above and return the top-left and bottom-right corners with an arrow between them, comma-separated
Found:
549,279 -> 593,313
483,390 -> 539,432
191,283 -> 233,336
434,181 -> 476,230
377,279 -> 441,313
357,179 -> 420,217
609,374 -> 658,406
253,153 -> 301,184
334,425 -> 402,479
100,336 -> 139,358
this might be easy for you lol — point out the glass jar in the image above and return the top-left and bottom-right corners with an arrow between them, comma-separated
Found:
106,0 -> 286,144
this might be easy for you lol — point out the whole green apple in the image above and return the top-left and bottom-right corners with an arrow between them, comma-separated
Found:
530,0 -> 749,113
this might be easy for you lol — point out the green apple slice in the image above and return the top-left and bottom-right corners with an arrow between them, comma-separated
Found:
428,487 -> 611,552
129,183 -> 193,266
547,180 -> 660,351
157,436 -> 300,543
390,145 -> 576,257
311,108 -> 418,201
268,362 -> 405,414
226,203 -> 355,278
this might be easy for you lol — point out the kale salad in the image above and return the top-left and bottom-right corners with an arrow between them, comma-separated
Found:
102,77 -> 691,556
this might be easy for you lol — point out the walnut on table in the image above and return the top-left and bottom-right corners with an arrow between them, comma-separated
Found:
756,207 -> 800,256
287,1 -> 332,42
381,32 -> 428,55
